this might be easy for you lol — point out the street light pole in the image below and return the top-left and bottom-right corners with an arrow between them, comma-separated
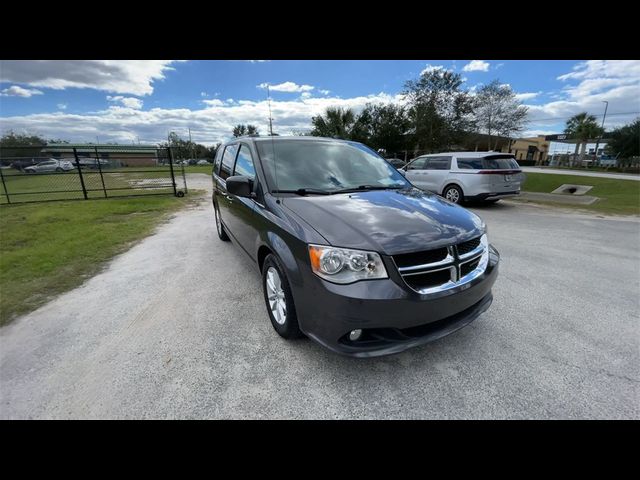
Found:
593,101 -> 608,166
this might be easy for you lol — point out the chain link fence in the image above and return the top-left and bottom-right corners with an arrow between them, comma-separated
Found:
0,146 -> 186,205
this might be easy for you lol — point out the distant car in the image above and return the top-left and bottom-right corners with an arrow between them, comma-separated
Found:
77,158 -> 110,169
24,159 -> 75,173
197,160 -> 211,166
401,152 -> 525,204
386,158 -> 407,169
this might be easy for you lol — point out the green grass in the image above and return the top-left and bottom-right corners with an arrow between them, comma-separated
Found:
0,195 -> 195,325
520,172 -> 640,215
0,169 -> 179,203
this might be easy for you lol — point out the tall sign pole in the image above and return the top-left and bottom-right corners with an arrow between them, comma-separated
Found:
267,85 -> 274,136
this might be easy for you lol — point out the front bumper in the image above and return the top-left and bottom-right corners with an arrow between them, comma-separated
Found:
293,245 -> 500,358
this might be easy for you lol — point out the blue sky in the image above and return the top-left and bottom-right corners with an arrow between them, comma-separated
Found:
1,60 -> 638,150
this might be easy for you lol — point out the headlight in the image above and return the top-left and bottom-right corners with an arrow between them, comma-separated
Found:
308,245 -> 388,284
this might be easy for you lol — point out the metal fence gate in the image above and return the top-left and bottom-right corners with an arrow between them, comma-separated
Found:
0,146 -> 185,205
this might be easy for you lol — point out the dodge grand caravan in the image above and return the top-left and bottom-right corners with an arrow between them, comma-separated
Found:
212,137 -> 499,357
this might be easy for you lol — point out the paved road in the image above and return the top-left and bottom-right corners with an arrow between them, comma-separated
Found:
521,167 -> 640,181
1,176 -> 638,419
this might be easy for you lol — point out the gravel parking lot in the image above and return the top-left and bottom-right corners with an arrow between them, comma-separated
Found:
1,175 -> 638,419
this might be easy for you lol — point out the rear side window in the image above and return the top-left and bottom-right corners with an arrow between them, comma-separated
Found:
426,156 -> 451,170
407,157 -> 428,170
457,156 -> 518,170
233,145 -> 256,180
220,144 -> 238,180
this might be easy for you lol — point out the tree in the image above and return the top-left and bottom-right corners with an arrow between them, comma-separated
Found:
309,107 -> 356,139
232,124 -> 259,137
605,118 -> 640,159
564,112 -> 604,166
403,69 -> 476,153
473,79 -> 529,151
354,103 -> 411,154
0,131 -> 58,159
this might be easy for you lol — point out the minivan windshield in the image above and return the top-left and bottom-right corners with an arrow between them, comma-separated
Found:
256,140 -> 410,193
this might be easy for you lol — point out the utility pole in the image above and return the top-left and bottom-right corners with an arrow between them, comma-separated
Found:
188,128 -> 194,160
267,85 -> 274,136
592,100 -> 608,167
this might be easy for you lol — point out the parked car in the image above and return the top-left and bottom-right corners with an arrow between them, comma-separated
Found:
24,159 -> 75,173
401,152 -> 525,204
76,157 -> 110,169
197,159 -> 211,166
212,136 -> 499,357
386,158 -> 407,169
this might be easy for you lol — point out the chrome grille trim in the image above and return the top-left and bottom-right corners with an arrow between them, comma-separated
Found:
392,235 -> 489,295
397,253 -> 455,273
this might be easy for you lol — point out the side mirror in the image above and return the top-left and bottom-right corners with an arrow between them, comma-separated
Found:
226,175 -> 253,198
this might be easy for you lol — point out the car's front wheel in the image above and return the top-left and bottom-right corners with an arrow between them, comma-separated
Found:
443,184 -> 463,204
213,201 -> 230,241
262,254 -> 303,339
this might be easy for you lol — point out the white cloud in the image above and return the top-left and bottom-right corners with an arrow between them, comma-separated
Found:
319,89 -> 330,95
0,60 -> 181,96
420,64 -> 446,75
200,92 -> 208,97
515,92 -> 542,101
300,92 -> 312,99
57,103 -> 67,110
0,92 -> 405,146
202,98 -> 224,107
0,85 -> 43,97
495,63 -> 505,69
258,81 -> 315,93
524,60 -> 640,130
462,60 -> 490,72
107,95 -> 143,109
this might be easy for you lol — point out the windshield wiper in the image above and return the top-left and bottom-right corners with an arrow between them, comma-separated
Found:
271,188 -> 332,196
331,184 -> 406,194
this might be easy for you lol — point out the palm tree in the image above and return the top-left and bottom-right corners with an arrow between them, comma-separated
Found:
564,112 -> 604,167
310,107 -> 356,139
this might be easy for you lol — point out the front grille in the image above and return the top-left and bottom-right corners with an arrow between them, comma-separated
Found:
392,247 -> 448,268
457,236 -> 481,256
402,268 -> 453,291
460,257 -> 481,277
392,235 -> 486,294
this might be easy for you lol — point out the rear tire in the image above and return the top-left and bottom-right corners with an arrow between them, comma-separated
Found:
262,254 -> 303,339
443,184 -> 463,204
55,167 -> 62,172
213,200 -> 230,241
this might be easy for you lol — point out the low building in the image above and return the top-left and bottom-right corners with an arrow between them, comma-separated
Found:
461,134 -> 549,164
42,144 -> 159,167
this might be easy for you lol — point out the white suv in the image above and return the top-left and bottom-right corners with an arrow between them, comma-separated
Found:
402,152 -> 525,204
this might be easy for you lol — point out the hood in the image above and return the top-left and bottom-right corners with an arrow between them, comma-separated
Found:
282,188 -> 485,255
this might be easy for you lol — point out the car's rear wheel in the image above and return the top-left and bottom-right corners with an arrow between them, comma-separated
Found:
443,184 -> 463,204
262,254 -> 303,339
55,167 -> 62,172
213,201 -> 230,241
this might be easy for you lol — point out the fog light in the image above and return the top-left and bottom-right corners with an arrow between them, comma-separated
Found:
349,329 -> 362,341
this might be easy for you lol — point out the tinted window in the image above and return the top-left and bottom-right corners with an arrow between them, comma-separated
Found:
233,145 -> 256,180
213,146 -> 224,175
255,140 -> 409,192
407,157 -> 427,170
457,155 -> 518,170
220,145 -> 238,180
426,157 -> 451,170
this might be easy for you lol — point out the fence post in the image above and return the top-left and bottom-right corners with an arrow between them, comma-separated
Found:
94,146 -> 108,198
0,167 -> 10,204
73,148 -> 89,200
167,147 -> 178,197
181,161 -> 188,195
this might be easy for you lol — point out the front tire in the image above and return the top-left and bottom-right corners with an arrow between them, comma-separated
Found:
262,254 -> 303,339
443,184 -> 463,204
213,200 -> 230,241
